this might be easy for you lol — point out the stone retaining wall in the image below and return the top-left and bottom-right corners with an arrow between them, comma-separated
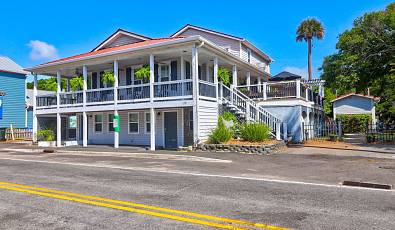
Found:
195,141 -> 286,155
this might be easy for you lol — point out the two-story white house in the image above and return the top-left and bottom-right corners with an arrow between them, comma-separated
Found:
27,25 -> 324,149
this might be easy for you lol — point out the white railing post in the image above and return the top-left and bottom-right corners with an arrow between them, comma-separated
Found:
263,82 -> 267,100
305,86 -> 309,101
213,57 -> 218,101
150,54 -> 156,150
82,66 -> 88,147
32,73 -> 38,143
246,103 -> 250,122
257,76 -> 262,93
231,65 -> 237,104
296,79 -> 301,99
192,46 -> 199,144
113,60 -> 119,149
276,122 -> 281,140
56,70 -> 61,147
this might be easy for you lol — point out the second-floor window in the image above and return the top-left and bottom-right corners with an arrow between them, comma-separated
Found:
159,64 -> 170,82
247,49 -> 251,63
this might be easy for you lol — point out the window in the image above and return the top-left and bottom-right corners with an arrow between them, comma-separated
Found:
94,114 -> 103,133
108,114 -> 114,132
159,64 -> 170,82
247,49 -> 251,63
128,113 -> 139,133
185,61 -> 191,79
145,112 -> 151,133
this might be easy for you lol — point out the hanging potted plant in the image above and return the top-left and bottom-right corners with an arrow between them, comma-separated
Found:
70,75 -> 84,91
134,65 -> 150,82
101,70 -> 115,86
218,67 -> 230,85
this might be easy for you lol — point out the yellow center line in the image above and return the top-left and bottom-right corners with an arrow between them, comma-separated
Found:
0,182 -> 290,230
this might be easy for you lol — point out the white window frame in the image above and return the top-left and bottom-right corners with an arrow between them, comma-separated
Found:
94,113 -> 103,133
108,113 -> 114,133
144,112 -> 151,134
158,61 -> 171,82
128,112 -> 139,134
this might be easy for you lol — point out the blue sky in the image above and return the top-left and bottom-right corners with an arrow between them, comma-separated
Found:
0,0 -> 392,81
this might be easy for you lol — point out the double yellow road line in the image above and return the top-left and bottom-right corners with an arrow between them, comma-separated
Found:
0,181 -> 289,230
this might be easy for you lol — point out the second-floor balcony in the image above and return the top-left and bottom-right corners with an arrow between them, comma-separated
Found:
35,79 -> 217,109
236,80 -> 324,107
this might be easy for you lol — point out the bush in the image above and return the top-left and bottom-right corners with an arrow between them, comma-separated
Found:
240,123 -> 270,142
208,118 -> 233,144
220,111 -> 239,137
37,129 -> 55,141
336,114 -> 371,133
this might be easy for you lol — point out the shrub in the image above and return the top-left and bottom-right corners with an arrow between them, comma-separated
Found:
208,118 -> 233,144
37,129 -> 55,141
134,65 -> 150,81
240,123 -> 270,142
218,67 -> 230,85
336,114 -> 372,133
220,111 -> 239,137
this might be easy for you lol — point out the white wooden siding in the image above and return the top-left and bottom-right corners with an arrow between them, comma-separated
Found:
333,96 -> 374,116
197,100 -> 218,141
177,28 -> 240,57
87,108 -> 184,147
240,44 -> 269,73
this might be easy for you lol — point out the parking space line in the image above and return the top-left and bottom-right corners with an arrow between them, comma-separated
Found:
0,182 -> 289,230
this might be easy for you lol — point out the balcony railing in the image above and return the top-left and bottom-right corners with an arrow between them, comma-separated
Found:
60,91 -> 83,106
199,80 -> 216,98
36,80 -> 196,109
86,88 -> 114,104
37,93 -> 57,107
235,80 -> 324,107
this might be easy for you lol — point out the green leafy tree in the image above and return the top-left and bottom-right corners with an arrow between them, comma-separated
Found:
27,77 -> 67,91
134,65 -> 150,81
102,71 -> 115,86
320,3 -> 395,123
70,76 -> 84,91
296,18 -> 325,80
218,67 -> 230,85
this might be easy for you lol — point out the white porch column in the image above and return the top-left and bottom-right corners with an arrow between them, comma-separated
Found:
296,79 -> 301,99
180,56 -> 185,95
149,54 -> 156,150
257,75 -> 262,92
305,87 -> 309,101
32,74 -> 38,143
232,65 -> 237,87
213,57 -> 218,101
113,60 -> 119,148
246,72 -> 251,90
192,46 -> 199,144
56,70 -> 61,147
82,66 -> 88,147
263,81 -> 267,100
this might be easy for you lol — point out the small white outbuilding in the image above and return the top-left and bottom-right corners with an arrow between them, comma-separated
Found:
331,93 -> 379,121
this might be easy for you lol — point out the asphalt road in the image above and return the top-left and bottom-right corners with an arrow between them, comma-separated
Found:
0,146 -> 394,229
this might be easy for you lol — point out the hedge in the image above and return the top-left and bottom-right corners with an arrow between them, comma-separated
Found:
336,114 -> 372,133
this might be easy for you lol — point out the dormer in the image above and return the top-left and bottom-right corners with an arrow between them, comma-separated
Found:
92,29 -> 151,51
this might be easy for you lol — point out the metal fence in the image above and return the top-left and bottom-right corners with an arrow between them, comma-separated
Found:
366,122 -> 395,143
302,121 -> 342,141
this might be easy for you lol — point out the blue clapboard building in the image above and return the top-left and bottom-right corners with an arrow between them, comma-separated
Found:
0,56 -> 28,128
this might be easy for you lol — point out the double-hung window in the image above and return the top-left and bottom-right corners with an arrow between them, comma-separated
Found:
108,114 -> 114,132
145,113 -> 151,133
247,49 -> 251,63
159,64 -> 170,82
94,114 -> 103,133
128,113 -> 139,134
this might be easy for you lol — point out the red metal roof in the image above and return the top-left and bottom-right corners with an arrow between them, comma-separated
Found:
36,37 -> 183,67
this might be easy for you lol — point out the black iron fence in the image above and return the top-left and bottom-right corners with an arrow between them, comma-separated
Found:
302,121 -> 342,141
366,122 -> 395,143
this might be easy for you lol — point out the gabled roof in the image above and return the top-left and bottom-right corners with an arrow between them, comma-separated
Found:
171,24 -> 272,62
0,56 -> 28,75
270,71 -> 302,81
331,93 -> 380,103
92,28 -> 152,52
35,37 -> 183,68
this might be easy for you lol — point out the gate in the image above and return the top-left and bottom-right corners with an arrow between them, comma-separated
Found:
303,121 -> 342,141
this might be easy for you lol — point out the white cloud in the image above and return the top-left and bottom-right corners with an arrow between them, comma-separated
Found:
28,40 -> 59,61
283,66 -> 308,79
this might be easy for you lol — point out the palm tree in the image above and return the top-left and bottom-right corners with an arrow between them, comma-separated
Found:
296,18 -> 324,80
